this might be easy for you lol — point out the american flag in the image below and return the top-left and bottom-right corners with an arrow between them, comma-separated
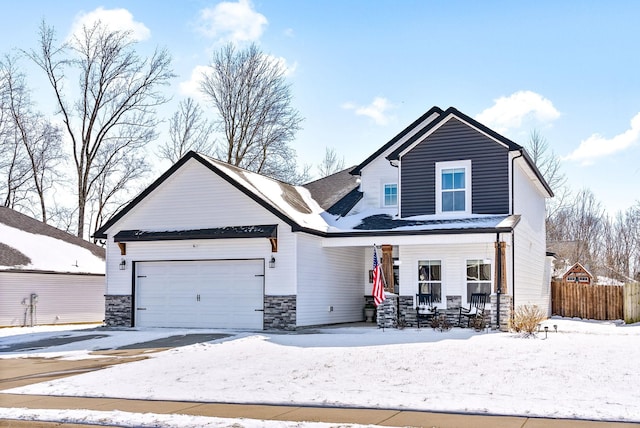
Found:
371,246 -> 386,306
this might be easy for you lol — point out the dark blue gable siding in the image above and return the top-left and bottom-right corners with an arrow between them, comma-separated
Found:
400,118 -> 510,217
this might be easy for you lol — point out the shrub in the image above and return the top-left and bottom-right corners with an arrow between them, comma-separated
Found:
510,304 -> 547,336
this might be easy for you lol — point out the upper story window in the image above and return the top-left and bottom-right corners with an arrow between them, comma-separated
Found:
436,160 -> 471,214
383,183 -> 398,207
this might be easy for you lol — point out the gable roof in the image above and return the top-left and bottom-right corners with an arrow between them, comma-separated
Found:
562,262 -> 594,280
94,151 -> 330,239
350,106 -> 443,176
0,206 -> 105,274
385,107 -> 553,197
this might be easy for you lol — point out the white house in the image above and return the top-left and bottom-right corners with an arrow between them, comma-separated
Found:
94,106 -> 553,331
0,207 -> 105,327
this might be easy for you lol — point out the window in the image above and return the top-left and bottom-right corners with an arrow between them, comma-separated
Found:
436,160 -> 471,214
383,183 -> 398,206
466,259 -> 491,302
418,260 -> 442,303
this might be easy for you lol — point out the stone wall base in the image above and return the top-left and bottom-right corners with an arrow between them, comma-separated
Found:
105,295 -> 132,327
264,295 -> 296,331
397,294 -> 513,331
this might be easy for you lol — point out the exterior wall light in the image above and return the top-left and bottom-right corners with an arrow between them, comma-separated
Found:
269,256 -> 276,269
119,259 -> 126,270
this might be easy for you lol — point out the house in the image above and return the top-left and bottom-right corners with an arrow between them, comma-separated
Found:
0,206 -> 105,327
562,262 -> 593,284
94,106 -> 553,331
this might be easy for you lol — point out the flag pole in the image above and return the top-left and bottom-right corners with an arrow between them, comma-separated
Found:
373,244 -> 387,331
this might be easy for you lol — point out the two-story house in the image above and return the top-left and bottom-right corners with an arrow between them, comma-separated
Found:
95,106 -> 553,331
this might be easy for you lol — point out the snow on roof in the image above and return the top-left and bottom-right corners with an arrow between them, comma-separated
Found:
200,155 -> 520,236
0,222 -> 105,275
200,155 -> 330,232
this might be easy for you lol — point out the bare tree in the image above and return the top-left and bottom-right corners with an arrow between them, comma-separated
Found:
1,55 -> 64,222
0,55 -> 64,221
526,130 -> 570,219
601,203 -> 640,282
200,43 -> 305,183
317,147 -> 345,178
157,97 -> 215,163
27,21 -> 174,237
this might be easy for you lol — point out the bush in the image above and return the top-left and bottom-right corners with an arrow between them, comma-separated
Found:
510,304 -> 547,336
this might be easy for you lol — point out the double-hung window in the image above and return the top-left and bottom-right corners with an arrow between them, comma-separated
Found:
466,259 -> 491,302
418,260 -> 442,302
383,183 -> 398,207
436,160 -> 471,214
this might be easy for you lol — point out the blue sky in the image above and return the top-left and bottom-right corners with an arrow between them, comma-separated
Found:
2,0 -> 639,214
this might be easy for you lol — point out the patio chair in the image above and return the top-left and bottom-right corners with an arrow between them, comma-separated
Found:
415,293 -> 437,328
458,293 -> 488,327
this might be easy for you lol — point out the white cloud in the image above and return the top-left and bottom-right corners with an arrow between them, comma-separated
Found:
564,112 -> 640,166
342,97 -> 396,125
475,90 -> 561,133
267,55 -> 297,77
179,65 -> 210,101
197,0 -> 267,43
67,8 -> 150,42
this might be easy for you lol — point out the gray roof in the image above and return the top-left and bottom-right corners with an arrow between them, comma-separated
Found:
303,166 -> 361,214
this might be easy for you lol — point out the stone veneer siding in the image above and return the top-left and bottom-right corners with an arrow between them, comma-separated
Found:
398,294 -> 513,331
105,295 -> 132,327
264,295 -> 296,331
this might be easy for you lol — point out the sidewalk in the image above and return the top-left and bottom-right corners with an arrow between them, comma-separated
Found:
2,392 -> 639,428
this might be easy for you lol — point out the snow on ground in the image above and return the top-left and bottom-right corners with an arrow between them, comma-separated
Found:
1,318 -> 640,426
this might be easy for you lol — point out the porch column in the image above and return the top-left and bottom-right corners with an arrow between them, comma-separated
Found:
381,244 -> 394,292
495,241 -> 507,293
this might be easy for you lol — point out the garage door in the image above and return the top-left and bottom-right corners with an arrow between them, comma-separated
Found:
135,259 -> 264,329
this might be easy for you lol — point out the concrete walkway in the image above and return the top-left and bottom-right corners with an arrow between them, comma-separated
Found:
2,392 -> 640,427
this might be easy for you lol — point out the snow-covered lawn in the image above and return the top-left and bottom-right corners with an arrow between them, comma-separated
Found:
1,318 -> 639,427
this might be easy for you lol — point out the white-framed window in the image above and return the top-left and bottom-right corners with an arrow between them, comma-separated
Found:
418,260 -> 442,303
383,183 -> 398,207
436,160 -> 471,214
466,259 -> 491,302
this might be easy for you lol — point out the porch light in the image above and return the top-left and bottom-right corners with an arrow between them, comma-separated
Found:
119,259 -> 126,270
269,256 -> 276,269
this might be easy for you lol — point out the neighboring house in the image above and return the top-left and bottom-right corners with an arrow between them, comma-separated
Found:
94,106 -> 553,331
0,207 -> 105,327
562,262 -> 593,284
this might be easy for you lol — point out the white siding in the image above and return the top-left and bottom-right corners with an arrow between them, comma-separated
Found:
399,240 -> 498,307
512,158 -> 550,314
0,272 -> 105,326
359,157 -> 400,211
104,159 -> 297,296
296,234 -> 364,326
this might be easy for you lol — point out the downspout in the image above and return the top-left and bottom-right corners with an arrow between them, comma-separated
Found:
510,150 -> 524,318
496,233 -> 502,330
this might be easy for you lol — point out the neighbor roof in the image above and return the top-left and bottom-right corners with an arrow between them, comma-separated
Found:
0,206 -> 105,274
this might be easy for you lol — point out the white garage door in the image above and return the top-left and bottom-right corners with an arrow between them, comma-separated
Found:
135,259 -> 264,329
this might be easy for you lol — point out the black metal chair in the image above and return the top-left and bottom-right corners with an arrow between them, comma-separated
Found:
458,293 -> 488,327
415,293 -> 437,328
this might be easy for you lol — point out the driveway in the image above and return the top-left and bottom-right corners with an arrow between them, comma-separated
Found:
0,330 -> 231,390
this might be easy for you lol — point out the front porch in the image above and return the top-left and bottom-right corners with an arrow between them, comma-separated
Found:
365,294 -> 513,331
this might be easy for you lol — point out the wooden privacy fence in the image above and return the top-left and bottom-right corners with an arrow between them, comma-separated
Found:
551,280 -> 624,320
625,282 -> 640,324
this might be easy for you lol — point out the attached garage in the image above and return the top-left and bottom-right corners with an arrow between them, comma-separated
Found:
134,259 -> 265,329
